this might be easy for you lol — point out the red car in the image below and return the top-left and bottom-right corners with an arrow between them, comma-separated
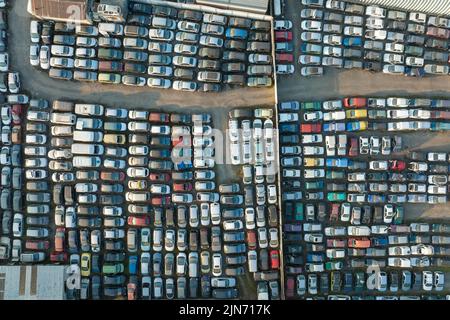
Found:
275,31 -> 293,42
300,123 -> 321,133
127,216 -> 151,226
55,227 -> 65,252
389,160 -> 406,171
50,251 -> 67,263
25,240 -> 50,250
100,171 -> 125,182
329,204 -> 340,222
349,138 -> 358,156
151,196 -> 171,206
276,53 -> 293,63
343,97 -> 367,108
149,112 -> 170,123
11,105 -> 23,125
127,282 -> 137,300
285,277 -> 295,298
246,231 -> 257,250
173,182 -> 193,192
270,250 -> 280,270
348,237 -> 371,248
149,173 -> 171,182
327,239 -> 346,248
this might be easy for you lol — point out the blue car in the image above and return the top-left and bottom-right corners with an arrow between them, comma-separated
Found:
128,255 -> 138,275
306,253 -> 325,263
367,194 -> 386,203
371,237 -> 388,247
346,121 -> 365,131
343,37 -> 362,47
431,122 -> 450,131
405,67 -> 425,77
323,122 -> 346,132
326,158 -> 348,168
225,28 -> 248,40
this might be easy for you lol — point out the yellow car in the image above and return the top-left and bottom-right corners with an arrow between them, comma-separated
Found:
81,253 -> 91,277
128,180 -> 147,190
104,134 -> 126,145
346,109 -> 368,119
304,157 -> 325,167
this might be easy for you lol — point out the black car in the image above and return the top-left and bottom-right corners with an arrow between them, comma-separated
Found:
153,5 -> 177,18
150,136 -> 171,147
178,9 -> 202,22
26,216 -> 49,226
91,276 -> 101,300
248,32 -> 270,42
259,248 -> 269,271
189,277 -> 198,298
198,59 -> 221,71
124,62 -> 147,74
363,61 -> 382,72
127,14 -> 151,26
212,289 -> 238,299
228,108 -> 252,119
170,113 -> 191,124
41,22 -> 54,45
201,275 -> 211,298
129,2 -> 152,14
77,206 -> 99,215
222,208 -> 244,219
368,122 -> 387,130
105,252 -> 126,262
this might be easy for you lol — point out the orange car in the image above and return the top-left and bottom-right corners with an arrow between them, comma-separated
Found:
348,237 -> 371,248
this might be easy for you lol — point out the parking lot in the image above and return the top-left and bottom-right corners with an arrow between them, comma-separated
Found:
8,0 -> 276,109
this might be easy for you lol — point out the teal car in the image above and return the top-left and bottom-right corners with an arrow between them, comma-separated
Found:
327,192 -> 346,202
301,101 -> 321,110
305,181 -> 324,190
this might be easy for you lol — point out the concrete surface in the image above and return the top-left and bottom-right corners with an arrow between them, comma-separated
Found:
8,0 -> 276,110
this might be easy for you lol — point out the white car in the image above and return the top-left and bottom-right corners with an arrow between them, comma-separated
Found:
245,208 -> 255,229
423,271 -> 434,291
301,20 -> 322,31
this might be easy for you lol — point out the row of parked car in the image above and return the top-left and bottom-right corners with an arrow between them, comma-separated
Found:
226,107 -> 282,299
299,0 -> 450,76
30,2 -> 274,91
279,98 -> 450,133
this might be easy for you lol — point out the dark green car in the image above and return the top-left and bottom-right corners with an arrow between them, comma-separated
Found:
98,48 -> 123,60
327,192 -> 347,202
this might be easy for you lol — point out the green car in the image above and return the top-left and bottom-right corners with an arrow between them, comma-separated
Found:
305,181 -> 324,190
325,261 -> 343,271
327,192 -> 346,202
393,206 -> 404,225
102,263 -> 124,274
326,170 -> 345,180
98,48 -> 123,60
99,73 -> 121,84
301,101 -> 321,110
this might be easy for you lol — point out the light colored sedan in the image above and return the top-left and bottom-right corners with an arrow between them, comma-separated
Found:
147,77 -> 171,89
173,80 -> 197,92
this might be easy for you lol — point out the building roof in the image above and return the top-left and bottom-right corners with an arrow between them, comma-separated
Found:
28,0 -> 91,23
196,0 -> 269,14
0,265 -> 66,300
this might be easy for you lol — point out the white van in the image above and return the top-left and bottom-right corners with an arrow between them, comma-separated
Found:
73,130 -> 103,142
51,125 -> 73,136
73,156 -> 101,168
337,135 -> 347,155
71,143 -> 104,155
74,104 -> 104,116
247,250 -> 258,272
325,136 -> 336,156
50,112 -> 76,125
153,228 -> 163,251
